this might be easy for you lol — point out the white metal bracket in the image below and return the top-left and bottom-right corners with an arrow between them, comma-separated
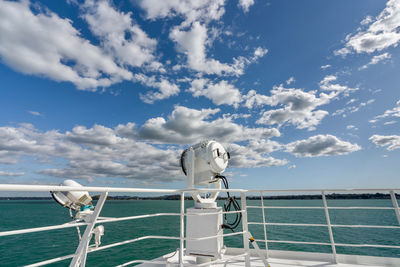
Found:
69,191 -> 108,267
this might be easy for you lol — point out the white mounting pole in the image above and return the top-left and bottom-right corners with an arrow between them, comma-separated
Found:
179,192 -> 185,267
260,191 -> 269,258
69,192 -> 108,267
390,190 -> 400,225
240,192 -> 251,267
322,191 -> 337,264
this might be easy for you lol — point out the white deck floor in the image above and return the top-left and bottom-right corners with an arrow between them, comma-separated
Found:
134,249 -> 400,267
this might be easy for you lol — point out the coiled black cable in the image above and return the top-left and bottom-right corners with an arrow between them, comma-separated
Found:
216,175 -> 242,232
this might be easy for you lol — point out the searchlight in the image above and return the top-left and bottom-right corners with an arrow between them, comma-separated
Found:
180,140 -> 229,208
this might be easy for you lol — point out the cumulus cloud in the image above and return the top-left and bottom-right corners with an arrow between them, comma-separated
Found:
0,0 -> 132,90
321,64 -> 331,69
359,52 -> 391,70
189,79 -> 242,107
238,0 -> 255,12
139,105 -> 280,144
137,0 -> 226,26
227,142 -> 287,168
0,112 -> 288,181
370,100 -> 400,123
170,22 -> 267,76
319,75 -> 358,97
334,0 -> 400,56
286,134 -> 361,157
247,85 -> 332,130
0,123 -> 182,181
369,134 -> 400,150
82,0 -> 159,69
134,74 -> 180,103
0,114 -> 366,181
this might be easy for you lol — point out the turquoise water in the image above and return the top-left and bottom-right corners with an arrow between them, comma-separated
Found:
0,199 -> 399,266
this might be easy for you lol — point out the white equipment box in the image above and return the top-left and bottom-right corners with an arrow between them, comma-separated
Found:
186,207 -> 223,257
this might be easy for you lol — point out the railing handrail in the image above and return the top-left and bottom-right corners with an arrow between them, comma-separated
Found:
247,188 -> 400,192
0,184 -> 248,193
0,183 -> 399,193
1,185 -> 399,267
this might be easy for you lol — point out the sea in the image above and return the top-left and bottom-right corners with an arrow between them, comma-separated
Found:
0,199 -> 399,266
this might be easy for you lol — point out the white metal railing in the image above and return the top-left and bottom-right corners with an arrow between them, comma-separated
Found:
0,185 -> 399,266
0,184 -> 250,267
246,189 -> 400,264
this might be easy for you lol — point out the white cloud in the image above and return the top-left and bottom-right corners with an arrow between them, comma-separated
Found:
359,52 -> 391,70
288,164 -> 296,169
82,0 -> 159,69
139,105 -> 280,144
0,114 -> 287,180
253,47 -> 268,58
0,0 -> 132,90
335,0 -> 400,56
320,64 -> 331,69
333,99 -> 375,117
0,123 -> 182,181
360,15 -> 373,25
28,111 -> 41,116
227,142 -> 287,168
346,125 -> 358,130
286,76 -> 295,85
137,0 -> 226,26
370,99 -> 400,123
134,74 -> 180,103
369,134 -> 400,150
238,0 -> 255,12
319,75 -> 358,97
189,79 -> 242,107
138,0 -> 267,78
170,22 -> 266,76
0,171 -> 24,177
248,85 -> 333,130
286,134 -> 361,157
347,98 -> 358,105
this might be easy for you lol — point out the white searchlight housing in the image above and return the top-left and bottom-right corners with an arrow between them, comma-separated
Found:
181,140 -> 229,208
51,179 -> 93,212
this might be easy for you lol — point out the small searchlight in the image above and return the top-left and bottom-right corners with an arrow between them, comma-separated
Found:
50,179 -> 104,247
180,140 -> 229,208
51,179 -> 93,212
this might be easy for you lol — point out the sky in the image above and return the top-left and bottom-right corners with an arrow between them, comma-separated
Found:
0,0 -> 399,192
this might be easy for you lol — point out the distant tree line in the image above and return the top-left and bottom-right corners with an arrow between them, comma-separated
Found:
2,192 -> 398,201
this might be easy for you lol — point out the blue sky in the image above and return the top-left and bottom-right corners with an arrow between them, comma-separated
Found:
0,0 -> 399,191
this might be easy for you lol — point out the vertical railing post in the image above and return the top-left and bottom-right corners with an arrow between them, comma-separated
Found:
69,191 -> 108,267
322,191 -> 337,264
240,192 -> 251,267
179,192 -> 185,267
260,191 -> 269,258
390,190 -> 400,225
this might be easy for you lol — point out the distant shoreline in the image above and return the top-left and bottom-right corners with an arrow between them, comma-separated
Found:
0,193 -> 398,201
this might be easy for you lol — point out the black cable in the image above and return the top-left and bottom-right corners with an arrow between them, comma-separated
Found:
216,175 -> 242,232
180,149 -> 188,175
